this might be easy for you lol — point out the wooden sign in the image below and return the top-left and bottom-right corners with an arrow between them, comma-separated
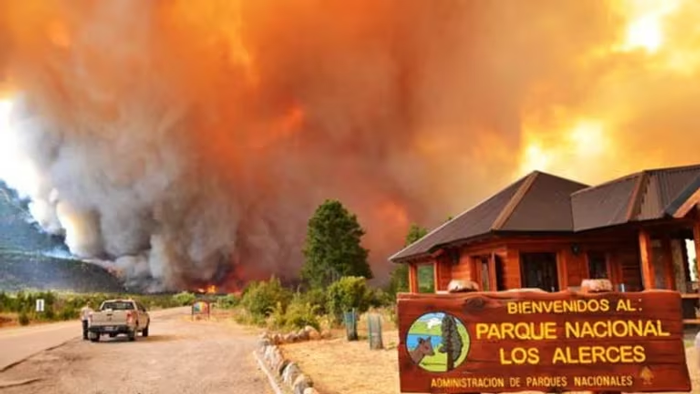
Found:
397,290 -> 691,393
191,300 -> 211,320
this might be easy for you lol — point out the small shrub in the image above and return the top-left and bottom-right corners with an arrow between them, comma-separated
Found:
0,292 -> 8,313
233,306 -> 264,326
43,309 -> 56,321
173,291 -> 196,306
326,276 -> 372,323
269,293 -> 321,331
218,294 -> 240,309
60,306 -> 78,320
285,298 -> 320,331
18,312 -> 30,326
368,288 -> 393,309
300,288 -> 327,315
241,277 -> 292,321
386,305 -> 399,328
270,302 -> 287,329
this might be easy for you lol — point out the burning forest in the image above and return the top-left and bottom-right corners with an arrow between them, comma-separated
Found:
0,0 -> 699,292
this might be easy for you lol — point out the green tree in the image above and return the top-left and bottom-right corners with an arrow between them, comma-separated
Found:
326,276 -> 372,323
440,314 -> 463,371
301,200 -> 372,288
388,224 -> 428,297
405,223 -> 429,246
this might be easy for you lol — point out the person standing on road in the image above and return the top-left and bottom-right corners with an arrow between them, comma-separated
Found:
80,302 -> 93,340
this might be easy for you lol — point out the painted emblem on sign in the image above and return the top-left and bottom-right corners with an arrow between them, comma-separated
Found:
192,301 -> 208,313
406,312 -> 471,372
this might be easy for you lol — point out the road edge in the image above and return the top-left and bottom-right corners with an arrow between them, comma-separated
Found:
0,377 -> 42,389
253,350 -> 285,394
0,337 -> 78,372
0,307 -> 187,373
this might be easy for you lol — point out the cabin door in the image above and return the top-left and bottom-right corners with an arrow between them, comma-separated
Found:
520,252 -> 559,292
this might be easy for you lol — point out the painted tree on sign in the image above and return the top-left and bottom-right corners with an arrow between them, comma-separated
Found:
440,314 -> 463,371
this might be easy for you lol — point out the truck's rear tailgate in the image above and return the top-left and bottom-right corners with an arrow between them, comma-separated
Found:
91,310 -> 132,327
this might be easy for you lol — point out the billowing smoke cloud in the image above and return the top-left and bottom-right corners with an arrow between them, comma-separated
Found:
0,0 -> 698,291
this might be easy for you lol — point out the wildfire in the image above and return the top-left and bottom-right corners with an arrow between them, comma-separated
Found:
618,0 -> 681,53
517,0 -> 699,184
250,103 -> 306,150
196,285 -> 218,294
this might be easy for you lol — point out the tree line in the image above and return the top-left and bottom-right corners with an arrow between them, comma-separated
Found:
300,199 -> 432,296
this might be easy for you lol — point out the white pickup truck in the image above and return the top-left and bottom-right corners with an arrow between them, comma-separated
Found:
88,299 -> 150,342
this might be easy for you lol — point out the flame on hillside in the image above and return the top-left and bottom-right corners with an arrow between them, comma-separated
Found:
196,285 -> 218,295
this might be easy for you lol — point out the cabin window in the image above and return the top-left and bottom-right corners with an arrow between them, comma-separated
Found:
417,264 -> 435,293
495,255 -> 506,290
479,258 -> 490,291
587,252 -> 608,279
520,252 -> 559,292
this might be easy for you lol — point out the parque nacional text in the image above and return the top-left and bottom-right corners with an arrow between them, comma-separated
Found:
396,291 -> 691,394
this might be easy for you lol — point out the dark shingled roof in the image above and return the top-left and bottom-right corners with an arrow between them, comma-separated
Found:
389,171 -> 588,262
390,164 -> 700,263
500,172 -> 588,231
572,164 -> 700,231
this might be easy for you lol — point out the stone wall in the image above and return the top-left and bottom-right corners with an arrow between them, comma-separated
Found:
257,326 -> 322,394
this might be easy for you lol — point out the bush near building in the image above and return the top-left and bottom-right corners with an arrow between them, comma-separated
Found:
232,275 -> 393,332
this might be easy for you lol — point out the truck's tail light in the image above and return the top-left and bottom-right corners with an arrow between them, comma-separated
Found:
126,311 -> 133,323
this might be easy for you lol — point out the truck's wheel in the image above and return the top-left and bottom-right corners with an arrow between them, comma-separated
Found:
142,325 -> 149,337
90,334 -> 100,343
128,330 -> 136,341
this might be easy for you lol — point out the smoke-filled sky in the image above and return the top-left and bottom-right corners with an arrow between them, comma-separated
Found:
0,0 -> 699,291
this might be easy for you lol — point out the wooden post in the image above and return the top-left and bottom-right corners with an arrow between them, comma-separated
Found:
367,313 -> 384,350
489,253 -> 497,291
408,263 -> 419,293
557,250 -> 568,290
638,229 -> 655,290
694,219 -> 700,282
468,256 -> 478,283
433,261 -> 440,293
661,236 -> 676,290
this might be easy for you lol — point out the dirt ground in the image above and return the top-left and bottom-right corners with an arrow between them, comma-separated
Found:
0,313 -> 272,394
282,327 -> 700,394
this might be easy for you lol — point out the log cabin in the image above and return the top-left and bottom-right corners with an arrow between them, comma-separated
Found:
389,164 -> 700,323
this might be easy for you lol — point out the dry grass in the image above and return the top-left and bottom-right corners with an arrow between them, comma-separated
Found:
281,310 -> 401,394
0,313 -> 18,329
279,311 -> 700,394
282,329 -> 401,394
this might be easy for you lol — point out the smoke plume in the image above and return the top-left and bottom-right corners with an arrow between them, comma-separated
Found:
0,0 -> 698,291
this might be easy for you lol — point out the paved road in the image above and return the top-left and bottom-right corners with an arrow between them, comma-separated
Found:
0,309 -> 271,393
0,307 -> 189,372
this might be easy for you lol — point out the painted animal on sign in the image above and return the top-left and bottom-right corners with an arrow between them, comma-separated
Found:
409,337 -> 435,364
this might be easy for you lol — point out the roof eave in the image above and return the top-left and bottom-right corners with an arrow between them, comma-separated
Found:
664,174 -> 700,218
389,233 -> 497,263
